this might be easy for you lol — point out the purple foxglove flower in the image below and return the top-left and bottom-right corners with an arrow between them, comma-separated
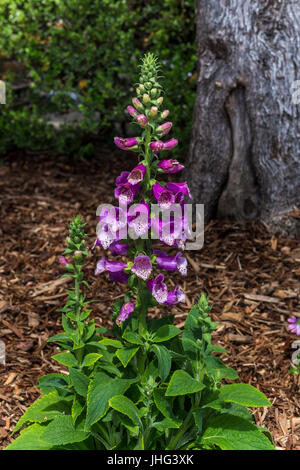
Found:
115,184 -> 140,205
153,250 -> 187,276
151,215 -> 186,247
95,206 -> 127,250
116,171 -> 129,186
59,256 -> 70,266
127,106 -> 138,117
146,274 -> 168,304
157,122 -> 172,136
163,138 -> 178,150
157,159 -> 184,174
152,182 -> 175,210
161,109 -> 169,119
109,271 -> 129,284
114,137 -> 139,151
128,202 -> 151,237
109,241 -> 129,256
165,182 -> 193,200
136,114 -> 148,127
132,97 -> 143,111
128,163 -> 146,185
288,316 -> 300,336
164,286 -> 185,305
95,256 -> 127,276
150,141 -> 164,152
131,253 -> 152,281
116,301 -> 135,326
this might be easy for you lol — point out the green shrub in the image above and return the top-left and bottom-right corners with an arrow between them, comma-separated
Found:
0,0 -> 196,156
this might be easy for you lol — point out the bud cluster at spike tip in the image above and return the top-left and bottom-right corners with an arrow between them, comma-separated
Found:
95,53 -> 193,325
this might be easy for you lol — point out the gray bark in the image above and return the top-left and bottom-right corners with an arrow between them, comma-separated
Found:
185,0 -> 300,236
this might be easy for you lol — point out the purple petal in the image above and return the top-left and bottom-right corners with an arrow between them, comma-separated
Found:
131,253 -> 152,281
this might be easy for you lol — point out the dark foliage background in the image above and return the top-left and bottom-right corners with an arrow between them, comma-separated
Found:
0,0 -> 196,157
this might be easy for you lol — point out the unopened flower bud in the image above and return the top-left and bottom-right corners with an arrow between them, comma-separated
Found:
157,121 -> 172,136
161,109 -> 169,119
127,105 -> 138,117
142,93 -> 150,104
59,256 -> 70,266
139,84 -> 145,92
150,88 -> 157,98
149,106 -> 158,117
136,114 -> 148,127
74,250 -> 83,259
157,96 -> 164,105
132,97 -> 143,111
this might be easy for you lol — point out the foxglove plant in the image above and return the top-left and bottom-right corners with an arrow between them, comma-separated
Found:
6,55 -> 275,451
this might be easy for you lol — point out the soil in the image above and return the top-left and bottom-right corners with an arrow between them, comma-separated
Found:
0,149 -> 299,450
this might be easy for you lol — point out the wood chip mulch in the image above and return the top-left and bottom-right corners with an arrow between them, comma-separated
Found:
0,149 -> 299,450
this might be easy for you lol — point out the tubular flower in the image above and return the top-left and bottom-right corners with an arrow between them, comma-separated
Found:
157,159 -> 184,174
114,137 -> 140,151
163,138 -> 178,150
59,256 -> 70,266
128,163 -> 146,185
152,182 -> 175,210
149,141 -> 164,152
115,184 -> 140,206
153,250 -> 187,276
128,202 -> 150,237
164,286 -> 185,305
157,122 -> 172,137
131,253 -> 152,281
127,106 -> 138,117
288,316 -> 300,336
94,206 -> 127,250
95,256 -> 127,276
109,241 -> 129,256
165,182 -> 193,200
136,114 -> 148,127
116,301 -> 135,326
146,274 -> 168,304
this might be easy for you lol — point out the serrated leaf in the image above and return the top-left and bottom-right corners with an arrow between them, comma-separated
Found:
153,389 -> 182,428
201,414 -> 275,450
109,395 -> 142,427
72,396 -> 84,425
166,370 -> 205,396
5,423 -> 51,450
151,344 -> 171,382
52,352 -> 78,367
69,367 -> 89,397
217,384 -> 272,407
99,338 -> 123,348
37,373 -> 70,394
82,353 -> 102,367
42,415 -> 89,446
116,346 -> 139,367
13,391 -> 72,434
204,356 -> 239,381
122,330 -> 144,345
85,373 -> 137,430
151,325 -> 181,343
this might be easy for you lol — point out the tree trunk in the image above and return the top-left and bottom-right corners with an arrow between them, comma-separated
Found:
185,0 -> 300,236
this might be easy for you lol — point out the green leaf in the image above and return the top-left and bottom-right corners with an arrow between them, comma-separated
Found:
13,391 -> 72,434
201,414 -> 275,450
166,370 -> 205,396
122,330 -> 144,346
5,423 -> 51,450
42,415 -> 89,446
37,373 -> 70,394
153,389 -> 182,428
116,346 -> 139,367
72,396 -> 84,425
52,352 -> 78,367
109,395 -> 142,427
99,338 -> 123,348
82,353 -> 102,367
69,367 -> 89,397
151,344 -> 171,382
151,325 -> 181,343
204,356 -> 239,381
217,384 -> 272,407
85,373 -> 137,430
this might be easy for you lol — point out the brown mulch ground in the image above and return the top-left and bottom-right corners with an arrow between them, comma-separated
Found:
0,149 -> 299,450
